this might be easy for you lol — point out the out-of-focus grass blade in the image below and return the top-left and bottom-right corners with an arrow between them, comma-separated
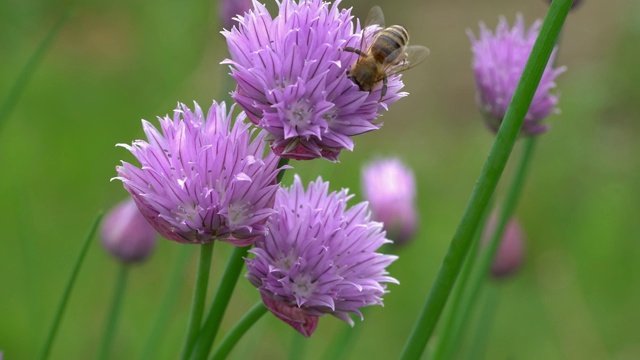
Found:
0,10 -> 71,134
38,211 -> 102,360
138,247 -> 192,360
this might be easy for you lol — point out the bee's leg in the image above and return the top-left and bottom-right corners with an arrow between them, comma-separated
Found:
380,76 -> 388,100
343,47 -> 365,57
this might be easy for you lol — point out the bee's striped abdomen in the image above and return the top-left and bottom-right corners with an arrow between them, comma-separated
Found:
371,25 -> 409,63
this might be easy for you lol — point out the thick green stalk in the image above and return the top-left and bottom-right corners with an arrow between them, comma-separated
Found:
210,302 -> 267,360
288,329 -> 306,360
190,245 -> 250,360
399,1 -> 572,358
181,242 -> 215,360
432,138 -> 536,360
38,212 -> 103,360
430,213 -> 486,360
476,138 -> 537,290
322,320 -> 360,359
463,285 -> 499,360
139,247 -> 192,360
445,137 -> 537,359
97,264 -> 130,360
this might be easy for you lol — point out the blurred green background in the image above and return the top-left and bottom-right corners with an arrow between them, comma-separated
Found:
1,0 -> 639,359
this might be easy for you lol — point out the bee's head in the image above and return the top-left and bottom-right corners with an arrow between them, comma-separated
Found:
348,59 -> 380,92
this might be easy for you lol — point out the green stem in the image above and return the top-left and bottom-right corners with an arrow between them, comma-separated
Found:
0,10 -> 71,134
288,328 -> 306,360
38,212 -> 103,360
399,1 -> 572,358
430,209 -> 487,360
139,247 -> 192,360
453,138 -> 538,354
190,245 -> 250,360
97,264 -> 130,360
432,138 -> 536,360
210,302 -> 267,360
322,306 -> 372,359
276,157 -> 290,183
464,285 -> 499,360
181,242 -> 215,360
322,323 -> 358,359
480,137 -> 537,283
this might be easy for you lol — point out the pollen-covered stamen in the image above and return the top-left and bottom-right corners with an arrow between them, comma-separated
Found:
291,273 -> 317,300
225,201 -> 251,226
285,99 -> 314,133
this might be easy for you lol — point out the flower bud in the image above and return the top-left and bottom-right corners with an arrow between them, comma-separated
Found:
361,158 -> 418,245
101,198 -> 158,264
483,215 -> 525,279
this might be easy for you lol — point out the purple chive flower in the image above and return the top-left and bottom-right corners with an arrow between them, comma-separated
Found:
219,0 -> 253,30
468,15 -> 566,136
246,175 -> 398,337
101,198 -> 158,264
362,158 -> 418,245
115,101 -> 283,246
222,0 -> 406,161
482,214 -> 526,279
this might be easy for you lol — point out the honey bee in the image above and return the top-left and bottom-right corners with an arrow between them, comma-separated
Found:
344,6 -> 429,98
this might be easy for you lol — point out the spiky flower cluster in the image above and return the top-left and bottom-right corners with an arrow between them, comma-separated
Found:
223,0 -> 406,161
246,175 -> 398,336
468,15 -> 566,135
115,102 -> 282,246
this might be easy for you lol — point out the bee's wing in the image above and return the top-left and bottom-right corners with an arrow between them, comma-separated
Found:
365,6 -> 385,28
384,45 -> 430,76
355,6 -> 385,54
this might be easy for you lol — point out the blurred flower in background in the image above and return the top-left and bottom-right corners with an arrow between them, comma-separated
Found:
218,0 -> 252,29
246,175 -> 398,337
468,15 -> 566,136
115,101 -> 282,246
222,0 -> 406,161
101,198 -> 158,264
482,214 -> 526,280
362,158 -> 418,245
